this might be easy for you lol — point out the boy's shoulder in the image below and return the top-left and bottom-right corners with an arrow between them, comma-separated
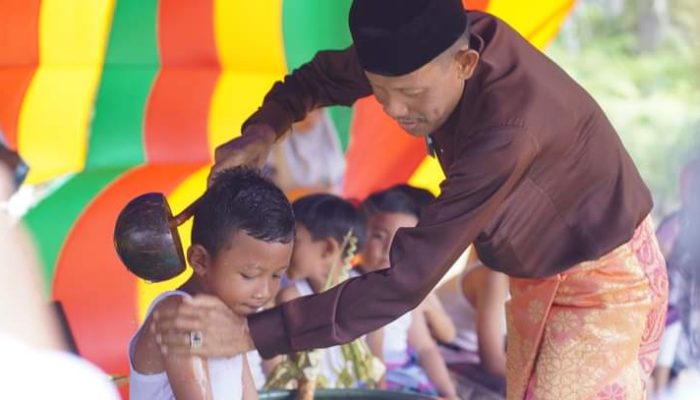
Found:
140,292 -> 188,341
150,292 -> 187,313
132,292 -> 187,374
140,291 -> 189,330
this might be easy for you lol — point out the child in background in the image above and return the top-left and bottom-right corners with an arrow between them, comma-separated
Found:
270,193 -> 384,389
358,185 -> 458,400
652,158 -> 699,395
659,160 -> 700,393
392,185 -> 457,345
399,184 -> 508,381
265,108 -> 346,196
129,168 -> 295,400
436,250 -> 508,377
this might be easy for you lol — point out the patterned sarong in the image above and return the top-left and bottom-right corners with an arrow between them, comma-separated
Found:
506,217 -> 668,399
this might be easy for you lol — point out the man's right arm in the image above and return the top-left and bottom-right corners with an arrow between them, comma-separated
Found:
211,46 -> 371,176
243,46 -> 372,140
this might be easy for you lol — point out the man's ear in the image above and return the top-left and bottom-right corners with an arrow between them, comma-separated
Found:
455,48 -> 480,80
188,244 -> 211,278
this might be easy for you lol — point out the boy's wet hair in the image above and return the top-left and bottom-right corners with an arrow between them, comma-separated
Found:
292,194 -> 366,252
191,167 -> 295,256
361,184 -> 435,220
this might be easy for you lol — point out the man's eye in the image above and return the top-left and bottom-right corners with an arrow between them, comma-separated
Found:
241,273 -> 255,280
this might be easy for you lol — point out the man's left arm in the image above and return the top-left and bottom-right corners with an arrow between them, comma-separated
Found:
154,125 -> 538,359
249,125 -> 539,358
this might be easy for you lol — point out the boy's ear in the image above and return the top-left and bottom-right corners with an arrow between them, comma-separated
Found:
321,237 -> 341,260
188,244 -> 211,277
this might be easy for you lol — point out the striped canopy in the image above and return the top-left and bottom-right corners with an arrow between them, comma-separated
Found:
0,0 -> 574,382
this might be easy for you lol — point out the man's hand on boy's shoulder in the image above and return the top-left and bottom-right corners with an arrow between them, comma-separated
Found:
209,123 -> 277,185
152,294 -> 255,358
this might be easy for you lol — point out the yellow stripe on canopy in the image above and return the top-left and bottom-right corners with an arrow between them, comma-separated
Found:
208,1 -> 287,153
213,0 -> 286,74
408,157 -> 445,196
136,166 -> 210,322
208,72 -> 286,155
487,0 -> 575,49
17,0 -> 115,184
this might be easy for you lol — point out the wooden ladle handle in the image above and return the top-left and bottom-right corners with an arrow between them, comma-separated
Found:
169,193 -> 206,228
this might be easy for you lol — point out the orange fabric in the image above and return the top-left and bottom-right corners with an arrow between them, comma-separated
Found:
0,0 -> 40,148
506,217 -> 668,399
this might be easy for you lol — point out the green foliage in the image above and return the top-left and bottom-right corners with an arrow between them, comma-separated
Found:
547,0 -> 700,215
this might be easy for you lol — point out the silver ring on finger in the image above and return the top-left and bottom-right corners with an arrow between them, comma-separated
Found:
189,330 -> 204,349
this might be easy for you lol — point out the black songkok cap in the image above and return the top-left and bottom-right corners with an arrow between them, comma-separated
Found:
349,0 -> 468,76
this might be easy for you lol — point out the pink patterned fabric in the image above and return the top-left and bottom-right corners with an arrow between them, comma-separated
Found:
506,217 -> 668,399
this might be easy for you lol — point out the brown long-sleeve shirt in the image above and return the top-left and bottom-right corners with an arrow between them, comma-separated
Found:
246,11 -> 652,358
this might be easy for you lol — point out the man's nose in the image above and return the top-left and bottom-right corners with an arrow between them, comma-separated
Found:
382,97 -> 409,120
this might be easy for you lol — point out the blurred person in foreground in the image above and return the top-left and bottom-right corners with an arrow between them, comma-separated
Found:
0,141 -> 119,399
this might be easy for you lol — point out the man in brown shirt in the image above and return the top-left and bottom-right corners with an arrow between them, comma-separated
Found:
154,1 -> 668,398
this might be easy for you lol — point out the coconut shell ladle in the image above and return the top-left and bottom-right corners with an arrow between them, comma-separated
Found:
114,192 -> 203,282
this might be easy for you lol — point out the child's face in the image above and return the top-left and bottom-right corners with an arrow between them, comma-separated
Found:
289,225 -> 332,282
362,212 -> 418,273
192,231 -> 292,316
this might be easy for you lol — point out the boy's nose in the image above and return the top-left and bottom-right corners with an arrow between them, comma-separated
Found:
253,281 -> 271,300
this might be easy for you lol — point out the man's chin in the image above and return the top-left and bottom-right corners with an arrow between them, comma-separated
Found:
407,129 -> 430,137
400,124 -> 430,137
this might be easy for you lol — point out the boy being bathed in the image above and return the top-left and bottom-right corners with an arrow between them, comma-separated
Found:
129,168 -> 295,400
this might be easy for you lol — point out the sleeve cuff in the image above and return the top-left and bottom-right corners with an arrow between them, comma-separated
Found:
248,305 -> 292,359
242,102 -> 294,141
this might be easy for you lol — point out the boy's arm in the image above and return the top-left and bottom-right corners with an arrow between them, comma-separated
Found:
366,329 -> 384,362
366,329 -> 386,389
165,354 -> 213,400
157,298 -> 214,400
420,292 -> 456,344
407,311 -> 458,400
134,296 -> 214,399
475,268 -> 508,376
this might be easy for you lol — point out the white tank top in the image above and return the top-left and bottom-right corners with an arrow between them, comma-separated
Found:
128,291 -> 245,400
436,273 -> 479,353
382,313 -> 412,367
246,349 -> 265,390
347,270 -> 412,367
